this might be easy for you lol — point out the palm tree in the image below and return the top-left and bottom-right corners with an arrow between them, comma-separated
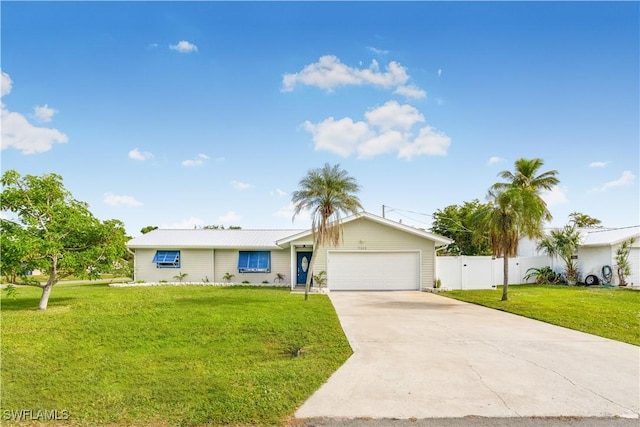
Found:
291,163 -> 363,300
568,211 -> 602,228
481,158 -> 559,301
537,225 -> 582,284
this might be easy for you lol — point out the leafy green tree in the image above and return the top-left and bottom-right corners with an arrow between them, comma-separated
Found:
430,199 -> 491,255
0,218 -> 34,283
291,163 -> 363,300
537,225 -> 582,283
568,212 -> 602,228
1,170 -> 130,310
140,225 -> 158,234
478,158 -> 559,301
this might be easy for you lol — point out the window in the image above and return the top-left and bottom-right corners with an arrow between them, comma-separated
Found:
153,250 -> 180,268
238,251 -> 270,273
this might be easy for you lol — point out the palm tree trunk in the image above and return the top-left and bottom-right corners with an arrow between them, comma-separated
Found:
501,255 -> 509,301
304,251 -> 316,301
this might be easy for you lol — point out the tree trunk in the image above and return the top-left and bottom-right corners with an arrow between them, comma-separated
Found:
39,269 -> 57,310
617,268 -> 627,287
39,283 -> 53,310
501,255 -> 509,301
304,251 -> 316,301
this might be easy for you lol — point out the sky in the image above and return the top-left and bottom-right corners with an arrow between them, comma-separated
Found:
1,1 -> 638,236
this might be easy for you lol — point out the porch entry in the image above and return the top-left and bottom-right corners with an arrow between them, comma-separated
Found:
297,252 -> 313,284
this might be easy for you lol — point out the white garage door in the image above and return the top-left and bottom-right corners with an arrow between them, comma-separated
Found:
328,251 -> 420,290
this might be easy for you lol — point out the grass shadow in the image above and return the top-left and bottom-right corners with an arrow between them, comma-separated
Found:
0,297 -> 75,311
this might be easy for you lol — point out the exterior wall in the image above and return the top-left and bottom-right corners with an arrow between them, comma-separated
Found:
289,217 -> 437,290
134,249 -> 214,283
627,248 -> 639,287
133,248 -> 291,284
578,247 -> 612,282
213,249 -> 291,285
608,243 -> 639,287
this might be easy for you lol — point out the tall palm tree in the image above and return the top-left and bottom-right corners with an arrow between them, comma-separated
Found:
291,163 -> 363,300
481,158 -> 559,301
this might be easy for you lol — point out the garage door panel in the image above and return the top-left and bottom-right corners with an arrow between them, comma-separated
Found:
328,251 -> 419,290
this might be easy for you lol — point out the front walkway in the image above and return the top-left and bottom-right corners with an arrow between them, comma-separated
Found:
295,291 -> 639,420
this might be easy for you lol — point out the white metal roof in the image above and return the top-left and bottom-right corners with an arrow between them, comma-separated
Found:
579,226 -> 640,247
126,212 -> 454,250
126,229 -> 305,249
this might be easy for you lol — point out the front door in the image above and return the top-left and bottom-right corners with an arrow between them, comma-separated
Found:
297,252 -> 313,284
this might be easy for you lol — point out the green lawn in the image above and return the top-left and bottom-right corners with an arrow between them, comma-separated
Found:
441,285 -> 640,346
1,284 -> 352,426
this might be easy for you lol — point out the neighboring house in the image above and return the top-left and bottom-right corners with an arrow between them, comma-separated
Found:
519,226 -> 640,286
126,212 -> 453,291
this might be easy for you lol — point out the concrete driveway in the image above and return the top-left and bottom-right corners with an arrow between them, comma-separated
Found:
295,291 -> 639,420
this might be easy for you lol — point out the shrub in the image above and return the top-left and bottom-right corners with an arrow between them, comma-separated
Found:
524,266 -> 563,284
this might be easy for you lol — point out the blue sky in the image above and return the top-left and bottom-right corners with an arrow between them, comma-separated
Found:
2,1 -> 638,236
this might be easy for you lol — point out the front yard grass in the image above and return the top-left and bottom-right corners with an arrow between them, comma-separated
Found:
441,285 -> 640,346
1,284 -> 352,426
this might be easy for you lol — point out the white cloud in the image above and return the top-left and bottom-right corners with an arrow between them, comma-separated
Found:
1,70 -> 12,97
393,84 -> 427,99
542,186 -> 569,207
365,101 -> 424,131
103,193 -> 143,207
593,171 -> 636,192
398,126 -> 450,160
1,109 -> 68,154
218,210 -> 241,223
438,69 -> 442,77
282,55 -> 411,93
33,104 -> 57,123
182,159 -> 203,167
128,148 -> 154,161
303,117 -> 373,157
357,130 -> 405,158
162,216 -> 205,229
487,156 -> 505,166
231,180 -> 254,190
270,188 -> 287,197
367,46 -> 389,55
182,153 -> 209,167
303,101 -> 451,160
0,70 -> 68,155
589,161 -> 608,168
169,40 -> 198,53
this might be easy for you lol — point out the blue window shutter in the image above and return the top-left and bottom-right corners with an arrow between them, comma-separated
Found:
238,251 -> 270,272
153,251 -> 180,268
238,252 -> 250,271
153,251 -> 179,263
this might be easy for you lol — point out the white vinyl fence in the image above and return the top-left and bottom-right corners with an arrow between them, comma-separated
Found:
436,255 -> 550,290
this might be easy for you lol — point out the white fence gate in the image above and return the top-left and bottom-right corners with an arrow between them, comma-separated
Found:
436,255 -> 550,290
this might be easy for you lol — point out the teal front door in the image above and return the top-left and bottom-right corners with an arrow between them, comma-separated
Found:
297,252 -> 312,284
